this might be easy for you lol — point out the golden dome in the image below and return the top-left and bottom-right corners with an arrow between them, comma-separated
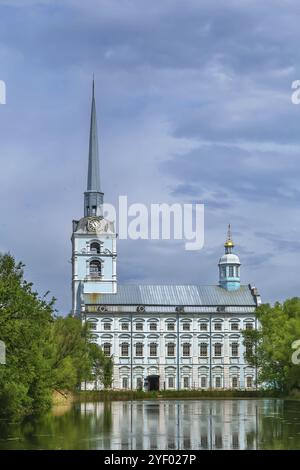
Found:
224,239 -> 234,248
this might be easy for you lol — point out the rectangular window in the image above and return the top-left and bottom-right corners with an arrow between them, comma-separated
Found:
215,434 -> 222,448
229,265 -> 234,277
214,343 -> 222,356
135,343 -> 143,357
201,376 -> 207,388
103,343 -> 111,356
183,343 -> 191,357
182,323 -> 190,331
92,205 -> 97,215
183,377 -> 189,388
231,323 -> 239,331
149,343 -> 157,357
246,323 -> 253,330
149,323 -> 157,331
136,323 -> 143,331
246,376 -> 253,388
200,343 -> 208,357
214,323 -> 222,331
167,322 -> 175,331
246,342 -> 253,355
168,377 -> 174,388
231,342 -> 239,357
122,377 -> 128,389
215,377 -> 221,388
121,343 -> 129,357
88,322 -> 97,330
167,343 -> 175,357
121,323 -> 129,331
232,433 -> 239,449
200,323 -> 208,331
232,377 -> 238,388
136,377 -> 143,390
103,323 -> 111,331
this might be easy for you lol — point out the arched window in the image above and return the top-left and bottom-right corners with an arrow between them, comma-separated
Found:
89,260 -> 101,277
90,242 -> 101,254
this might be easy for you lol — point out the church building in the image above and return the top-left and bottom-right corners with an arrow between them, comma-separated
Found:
71,83 -> 261,391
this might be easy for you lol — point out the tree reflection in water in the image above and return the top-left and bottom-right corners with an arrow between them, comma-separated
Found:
0,399 -> 300,450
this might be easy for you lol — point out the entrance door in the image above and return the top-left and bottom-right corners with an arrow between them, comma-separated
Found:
147,375 -> 160,391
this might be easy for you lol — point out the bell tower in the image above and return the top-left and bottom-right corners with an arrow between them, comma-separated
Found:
71,81 -> 117,316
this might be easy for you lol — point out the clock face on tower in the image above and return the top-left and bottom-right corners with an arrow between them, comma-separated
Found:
87,218 -> 108,233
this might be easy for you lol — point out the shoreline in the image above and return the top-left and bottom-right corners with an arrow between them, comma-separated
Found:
73,389 -> 287,403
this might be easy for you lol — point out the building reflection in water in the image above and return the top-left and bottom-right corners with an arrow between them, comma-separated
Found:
80,399 -> 262,450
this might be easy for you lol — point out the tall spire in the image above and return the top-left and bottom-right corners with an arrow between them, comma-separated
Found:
84,78 -> 104,217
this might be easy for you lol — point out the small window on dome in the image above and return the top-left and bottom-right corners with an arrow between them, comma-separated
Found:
229,265 -> 234,277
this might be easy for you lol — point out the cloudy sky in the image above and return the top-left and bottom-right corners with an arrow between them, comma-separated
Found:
1,0 -> 300,313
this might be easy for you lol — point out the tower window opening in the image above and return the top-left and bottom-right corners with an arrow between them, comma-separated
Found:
229,265 -> 234,277
90,242 -> 101,254
92,205 -> 97,215
89,260 -> 101,277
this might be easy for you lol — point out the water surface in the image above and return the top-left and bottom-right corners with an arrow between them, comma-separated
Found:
0,399 -> 299,450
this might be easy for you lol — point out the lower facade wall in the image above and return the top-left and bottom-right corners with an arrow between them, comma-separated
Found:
83,363 -> 257,391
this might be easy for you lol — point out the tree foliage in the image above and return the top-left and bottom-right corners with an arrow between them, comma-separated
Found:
0,254 -> 113,418
242,298 -> 300,392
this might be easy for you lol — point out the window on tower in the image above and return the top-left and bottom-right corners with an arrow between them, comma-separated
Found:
92,205 -> 97,215
89,260 -> 101,277
229,265 -> 234,277
90,242 -> 101,254
220,266 -> 226,278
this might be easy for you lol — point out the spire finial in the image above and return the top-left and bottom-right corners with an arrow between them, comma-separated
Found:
227,223 -> 232,241
224,223 -> 234,251
92,74 -> 95,98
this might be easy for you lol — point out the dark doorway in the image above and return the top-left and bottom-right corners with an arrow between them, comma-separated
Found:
147,375 -> 160,391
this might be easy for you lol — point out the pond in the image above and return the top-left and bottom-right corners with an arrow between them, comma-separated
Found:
0,399 -> 300,450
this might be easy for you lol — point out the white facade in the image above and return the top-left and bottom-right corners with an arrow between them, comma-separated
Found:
82,302 -> 259,391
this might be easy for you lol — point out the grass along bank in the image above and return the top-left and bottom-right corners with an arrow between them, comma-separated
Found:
75,389 -> 284,402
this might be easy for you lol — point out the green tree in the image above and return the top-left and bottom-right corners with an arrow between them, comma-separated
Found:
242,298 -> 300,392
0,254 -> 113,418
0,254 -> 54,417
88,342 -> 113,389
